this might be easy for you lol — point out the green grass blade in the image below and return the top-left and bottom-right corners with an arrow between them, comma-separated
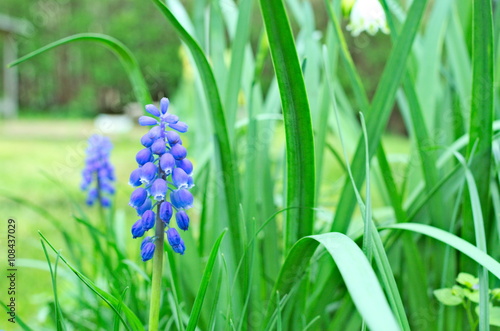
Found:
38,232 -> 144,331
330,0 -> 429,233
40,240 -> 65,331
259,0 -> 316,249
462,0 -> 494,249
383,223 -> 500,279
224,0 -> 254,133
151,0 -> 243,257
186,229 -> 227,331
265,233 -> 400,331
8,33 -> 151,106
456,153 -> 490,331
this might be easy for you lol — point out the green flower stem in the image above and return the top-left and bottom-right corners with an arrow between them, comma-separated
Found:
463,300 -> 477,331
148,209 -> 165,330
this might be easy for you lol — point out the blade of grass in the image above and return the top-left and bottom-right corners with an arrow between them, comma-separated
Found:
151,0 -> 243,258
259,0 -> 316,250
41,241 -> 65,331
8,33 -> 151,107
224,0 -> 254,134
382,223 -> 500,279
186,229 -> 227,331
265,233 -> 400,331
462,0 -> 494,258
455,153 -> 490,331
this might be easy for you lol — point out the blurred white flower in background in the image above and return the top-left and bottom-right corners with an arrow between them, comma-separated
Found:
346,0 -> 390,37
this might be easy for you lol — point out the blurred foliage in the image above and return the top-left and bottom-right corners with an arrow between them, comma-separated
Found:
3,0 -> 183,117
2,0 -> 396,121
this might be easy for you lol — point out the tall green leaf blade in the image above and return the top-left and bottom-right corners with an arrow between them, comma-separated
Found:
462,0 -> 494,253
186,229 -> 227,331
224,0 -> 254,133
151,0 -> 243,256
259,0 -> 316,249
265,233 -> 400,331
8,33 -> 152,107
330,0 -> 429,233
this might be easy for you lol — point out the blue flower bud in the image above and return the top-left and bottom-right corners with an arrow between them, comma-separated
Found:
101,197 -> 111,207
139,116 -> 158,126
101,182 -> 115,194
146,104 -> 161,117
131,220 -> 145,238
150,178 -> 167,201
149,126 -> 162,140
136,148 -> 153,165
166,228 -> 181,246
187,176 -> 194,189
151,139 -> 167,155
129,187 -> 148,208
166,131 -> 181,146
164,114 -> 179,124
159,201 -> 173,224
168,121 -> 188,133
136,198 -> 152,216
86,188 -> 98,206
140,162 -> 157,184
129,168 -> 142,186
141,210 -> 156,230
176,211 -> 190,231
141,133 -> 154,148
172,238 -> 186,255
170,144 -> 187,160
140,236 -> 152,250
141,242 -> 156,261
160,97 -> 169,114
172,168 -> 189,189
176,159 -> 193,175
160,153 -> 175,175
171,189 -> 194,209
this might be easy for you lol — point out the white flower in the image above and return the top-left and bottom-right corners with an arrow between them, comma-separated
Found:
346,0 -> 390,37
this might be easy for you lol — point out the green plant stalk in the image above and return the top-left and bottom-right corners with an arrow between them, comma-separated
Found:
148,211 -> 165,331
259,0 -> 316,250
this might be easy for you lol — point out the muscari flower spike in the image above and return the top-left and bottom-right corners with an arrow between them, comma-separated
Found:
345,0 -> 389,37
81,135 -> 115,208
129,98 -> 194,261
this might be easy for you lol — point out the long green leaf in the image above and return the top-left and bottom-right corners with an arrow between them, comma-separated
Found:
8,33 -> 152,107
259,0 -> 316,249
151,0 -> 243,257
265,233 -> 400,331
330,0 -> 429,233
457,153 -> 490,331
186,229 -> 227,331
39,232 -> 144,331
462,0 -> 494,250
383,223 -> 500,279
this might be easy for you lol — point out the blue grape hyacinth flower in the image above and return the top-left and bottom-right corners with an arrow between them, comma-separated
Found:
129,98 -> 194,260
81,135 -> 115,208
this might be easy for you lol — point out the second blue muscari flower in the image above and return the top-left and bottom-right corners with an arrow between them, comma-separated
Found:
81,135 -> 115,208
129,97 -> 194,261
